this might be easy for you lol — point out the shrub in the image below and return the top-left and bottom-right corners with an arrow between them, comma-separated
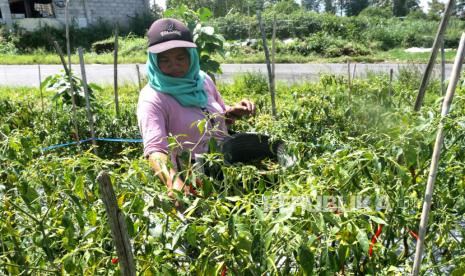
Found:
92,35 -> 146,55
405,10 -> 428,20
10,13 -> 159,54
0,25 -> 18,54
126,11 -> 159,37
91,37 -> 114,53
359,7 -> 393,18
325,42 -> 371,57
211,13 -> 256,40
14,18 -> 114,53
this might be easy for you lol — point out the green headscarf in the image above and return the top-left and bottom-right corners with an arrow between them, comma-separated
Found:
147,48 -> 208,108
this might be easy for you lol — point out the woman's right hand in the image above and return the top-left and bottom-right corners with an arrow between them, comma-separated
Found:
168,179 -> 202,210
168,179 -> 191,198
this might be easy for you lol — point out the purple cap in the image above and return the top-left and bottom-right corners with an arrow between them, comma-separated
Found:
147,18 -> 197,53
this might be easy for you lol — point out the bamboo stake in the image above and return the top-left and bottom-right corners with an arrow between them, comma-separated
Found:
114,24 -> 120,117
272,14 -> 276,89
78,47 -> 97,154
53,41 -> 70,76
389,68 -> 393,98
347,60 -> 352,102
352,63 -> 357,81
441,40 -> 446,95
65,0 -> 80,143
97,171 -> 136,276
413,0 -> 455,111
135,64 -> 142,91
257,11 -> 277,119
412,32 -> 465,276
38,64 -> 44,113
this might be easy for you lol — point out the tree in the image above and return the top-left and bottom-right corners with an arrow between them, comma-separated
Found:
272,0 -> 302,14
370,0 -> 419,15
151,3 -> 164,18
335,0 -> 348,15
346,0 -> 370,16
455,0 -> 465,18
370,0 -> 392,7
392,0 -> 419,16
166,0 -> 261,17
302,0 -> 321,11
428,0 -> 445,17
323,0 -> 336,13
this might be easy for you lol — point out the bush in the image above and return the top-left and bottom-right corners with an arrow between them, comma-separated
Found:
10,12 -> 159,54
325,42 -> 371,57
14,18 -> 114,53
0,25 -> 18,54
359,7 -> 393,18
91,37 -> 114,54
211,13 -> 256,40
126,11 -> 159,37
92,35 -> 146,55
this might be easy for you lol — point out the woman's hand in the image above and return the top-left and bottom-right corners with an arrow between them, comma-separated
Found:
226,99 -> 256,124
168,179 -> 191,198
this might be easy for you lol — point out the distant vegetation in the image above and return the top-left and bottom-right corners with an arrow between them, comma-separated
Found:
1,1 -> 464,63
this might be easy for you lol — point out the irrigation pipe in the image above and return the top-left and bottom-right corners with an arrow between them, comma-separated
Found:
412,32 -> 465,276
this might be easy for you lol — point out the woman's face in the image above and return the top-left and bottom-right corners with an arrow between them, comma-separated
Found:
157,47 -> 190,77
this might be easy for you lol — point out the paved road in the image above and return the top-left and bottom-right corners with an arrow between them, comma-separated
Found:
0,63 -> 452,87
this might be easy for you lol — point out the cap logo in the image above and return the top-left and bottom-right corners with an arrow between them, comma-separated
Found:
160,22 -> 181,37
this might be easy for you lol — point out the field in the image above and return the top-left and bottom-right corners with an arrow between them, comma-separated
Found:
1,71 -> 465,274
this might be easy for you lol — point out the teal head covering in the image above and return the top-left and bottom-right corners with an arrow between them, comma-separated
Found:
147,48 -> 208,108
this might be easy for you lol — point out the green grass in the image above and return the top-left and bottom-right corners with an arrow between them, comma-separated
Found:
372,48 -> 458,63
0,48 -> 458,65
0,52 -> 146,65
0,32 -> 459,65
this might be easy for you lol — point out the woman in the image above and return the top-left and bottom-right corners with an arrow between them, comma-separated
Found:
137,18 -> 255,199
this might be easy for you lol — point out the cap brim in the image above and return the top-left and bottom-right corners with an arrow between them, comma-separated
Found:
148,40 -> 197,53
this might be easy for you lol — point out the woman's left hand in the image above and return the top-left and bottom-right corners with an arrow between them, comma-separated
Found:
226,99 -> 256,123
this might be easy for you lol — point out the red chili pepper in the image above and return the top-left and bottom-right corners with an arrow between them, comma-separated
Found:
368,224 -> 384,257
111,258 -> 119,264
221,265 -> 227,276
408,229 -> 419,240
188,185 -> 199,196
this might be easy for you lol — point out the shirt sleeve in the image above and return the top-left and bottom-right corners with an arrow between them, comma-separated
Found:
137,91 -> 169,158
204,75 -> 228,112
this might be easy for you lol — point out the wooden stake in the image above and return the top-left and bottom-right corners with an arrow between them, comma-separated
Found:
65,0 -> 80,143
53,40 -> 70,76
78,47 -> 97,154
97,171 -> 136,276
38,64 -> 44,113
114,24 -> 120,117
135,64 -> 142,91
257,10 -> 277,119
413,0 -> 455,111
441,40 -> 446,95
412,32 -> 465,276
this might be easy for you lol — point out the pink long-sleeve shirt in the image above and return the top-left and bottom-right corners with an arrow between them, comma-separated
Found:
137,76 -> 228,165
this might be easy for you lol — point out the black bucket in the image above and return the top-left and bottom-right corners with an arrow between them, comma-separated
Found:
220,132 -> 293,166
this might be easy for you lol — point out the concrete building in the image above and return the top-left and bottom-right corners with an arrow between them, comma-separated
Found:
0,0 -> 150,31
